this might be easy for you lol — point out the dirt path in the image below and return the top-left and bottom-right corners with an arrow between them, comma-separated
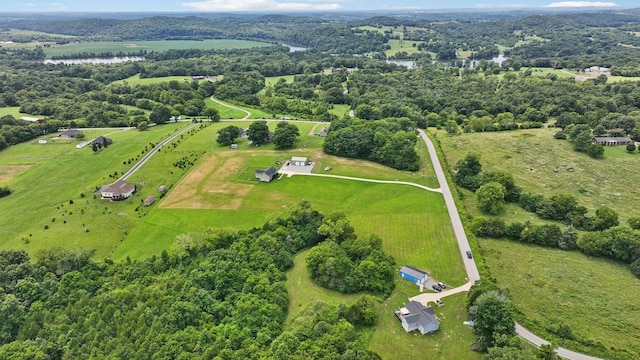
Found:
210,96 -> 251,120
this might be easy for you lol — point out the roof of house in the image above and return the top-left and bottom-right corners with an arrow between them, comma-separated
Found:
291,156 -> 308,162
91,136 -> 112,145
102,180 -> 135,195
256,167 -> 278,177
319,127 -> 329,134
60,129 -> 81,137
594,137 -> 632,142
403,301 -> 439,330
399,265 -> 428,279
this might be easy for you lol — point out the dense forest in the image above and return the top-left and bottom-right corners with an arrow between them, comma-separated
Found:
0,202 -> 384,359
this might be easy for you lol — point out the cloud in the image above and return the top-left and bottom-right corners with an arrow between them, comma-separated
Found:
182,0 -> 342,11
544,1 -> 617,7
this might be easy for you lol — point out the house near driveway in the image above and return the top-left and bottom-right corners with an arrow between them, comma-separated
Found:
395,301 -> 440,335
98,179 -> 135,200
21,116 -> 44,124
91,136 -> 113,146
59,129 -> 82,138
318,127 -> 329,137
255,167 -> 278,182
399,265 -> 429,286
290,156 -> 310,166
593,137 -> 633,146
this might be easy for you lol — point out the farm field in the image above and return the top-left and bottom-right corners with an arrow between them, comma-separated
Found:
434,128 -> 640,223
42,39 -> 273,58
482,238 -> 640,360
115,74 -> 201,86
0,106 -> 45,119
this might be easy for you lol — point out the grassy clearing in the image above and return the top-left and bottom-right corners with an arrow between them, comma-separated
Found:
328,104 -> 351,118
42,39 -> 272,58
0,106 -> 45,119
435,128 -> 640,223
115,74 -> 196,86
265,75 -> 297,86
204,98 -> 248,119
482,238 -> 640,359
385,39 -> 426,58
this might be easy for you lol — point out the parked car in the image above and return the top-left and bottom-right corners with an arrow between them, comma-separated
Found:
431,284 -> 442,292
437,282 -> 446,289
466,250 -> 473,259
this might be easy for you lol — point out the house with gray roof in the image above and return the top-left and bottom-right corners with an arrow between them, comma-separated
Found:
395,301 -> 440,335
255,167 -> 278,182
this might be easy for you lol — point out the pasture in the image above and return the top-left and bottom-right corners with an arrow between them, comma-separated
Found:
482,238 -> 640,360
42,39 -> 272,58
385,39 -> 427,58
435,128 -> 640,223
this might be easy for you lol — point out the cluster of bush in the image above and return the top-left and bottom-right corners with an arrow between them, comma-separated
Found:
0,186 -> 11,198
306,213 -> 396,297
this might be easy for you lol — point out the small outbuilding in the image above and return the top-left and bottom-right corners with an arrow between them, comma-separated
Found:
144,196 -> 156,206
318,127 -> 329,137
38,140 -> 47,144
230,144 -> 238,149
99,180 -> 135,201
255,167 -> 278,183
158,185 -> 166,193
399,265 -> 429,286
395,301 -> 440,335
290,156 -> 310,166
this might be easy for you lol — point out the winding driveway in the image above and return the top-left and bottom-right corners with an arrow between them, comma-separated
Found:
210,96 -> 251,120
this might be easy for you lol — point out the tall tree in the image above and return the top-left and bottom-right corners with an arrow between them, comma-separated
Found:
272,121 -> 299,150
247,121 -> 270,145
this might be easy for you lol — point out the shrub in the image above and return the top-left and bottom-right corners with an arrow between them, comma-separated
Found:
0,186 -> 12,198
554,131 -> 567,140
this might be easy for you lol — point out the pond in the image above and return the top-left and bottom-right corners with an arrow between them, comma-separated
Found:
283,43 -> 307,52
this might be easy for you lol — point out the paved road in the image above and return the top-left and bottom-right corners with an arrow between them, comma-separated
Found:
417,129 -> 480,282
515,323 -> 603,360
119,123 -> 198,182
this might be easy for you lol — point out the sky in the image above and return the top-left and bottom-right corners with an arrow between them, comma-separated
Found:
1,0 -> 637,12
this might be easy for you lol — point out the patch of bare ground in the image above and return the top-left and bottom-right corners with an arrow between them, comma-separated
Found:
0,165 -> 30,182
159,152 -> 253,210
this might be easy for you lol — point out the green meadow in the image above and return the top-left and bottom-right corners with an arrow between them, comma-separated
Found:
483,239 -> 640,359
42,39 -> 272,58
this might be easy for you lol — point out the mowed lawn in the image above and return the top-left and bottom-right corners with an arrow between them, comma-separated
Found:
482,239 -> 640,359
42,39 -> 272,58
0,123 -> 189,258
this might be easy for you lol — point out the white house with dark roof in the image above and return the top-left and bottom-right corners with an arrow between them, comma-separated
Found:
255,167 -> 278,182
99,180 -> 135,200
395,301 -> 440,335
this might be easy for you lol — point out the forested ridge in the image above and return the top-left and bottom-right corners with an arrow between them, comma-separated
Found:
0,202 -> 383,359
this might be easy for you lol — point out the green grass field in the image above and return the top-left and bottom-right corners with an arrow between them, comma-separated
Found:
385,39 -> 427,58
42,39 -> 272,58
0,123 -> 190,258
482,238 -> 640,359
435,128 -> 640,223
115,74 -> 196,86
0,106 -> 46,119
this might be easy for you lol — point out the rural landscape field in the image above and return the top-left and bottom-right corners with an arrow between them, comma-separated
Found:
1,5 -> 640,360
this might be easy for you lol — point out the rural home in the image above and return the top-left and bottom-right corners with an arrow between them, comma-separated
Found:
395,301 -> 440,335
290,156 -> 310,166
593,137 -> 633,146
99,180 -> 135,200
59,129 -> 82,138
255,167 -> 278,182
91,136 -> 113,146
399,265 -> 429,286
318,127 -> 329,137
